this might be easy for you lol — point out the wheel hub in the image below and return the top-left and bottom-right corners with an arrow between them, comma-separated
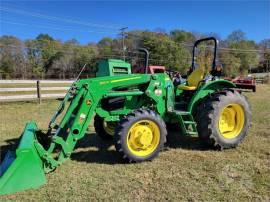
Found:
220,108 -> 236,132
133,126 -> 153,148
103,121 -> 115,136
219,104 -> 245,139
127,120 -> 160,156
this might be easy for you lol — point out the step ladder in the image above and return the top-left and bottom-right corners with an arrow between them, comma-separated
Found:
175,110 -> 198,136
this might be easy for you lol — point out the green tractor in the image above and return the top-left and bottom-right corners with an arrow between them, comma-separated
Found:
0,37 -> 251,195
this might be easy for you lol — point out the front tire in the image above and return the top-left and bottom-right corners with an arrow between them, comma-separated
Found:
196,90 -> 251,149
114,109 -> 167,162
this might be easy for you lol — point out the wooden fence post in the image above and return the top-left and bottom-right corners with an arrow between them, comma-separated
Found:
37,80 -> 41,104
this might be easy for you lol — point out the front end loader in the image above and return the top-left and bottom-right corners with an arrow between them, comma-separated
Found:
0,37 -> 251,195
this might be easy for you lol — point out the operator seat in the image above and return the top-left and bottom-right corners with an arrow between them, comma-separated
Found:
178,68 -> 205,90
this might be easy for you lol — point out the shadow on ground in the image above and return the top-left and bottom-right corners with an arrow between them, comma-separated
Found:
71,132 -> 121,164
71,129 -> 209,164
0,129 -> 209,165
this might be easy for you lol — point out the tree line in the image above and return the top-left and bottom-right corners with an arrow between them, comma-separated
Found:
0,29 -> 269,79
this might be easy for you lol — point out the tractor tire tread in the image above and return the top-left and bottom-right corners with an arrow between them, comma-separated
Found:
94,115 -> 113,140
114,109 -> 167,163
195,89 -> 251,149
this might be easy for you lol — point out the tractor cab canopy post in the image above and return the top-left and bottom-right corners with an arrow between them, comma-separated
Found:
138,48 -> 149,74
191,37 -> 218,73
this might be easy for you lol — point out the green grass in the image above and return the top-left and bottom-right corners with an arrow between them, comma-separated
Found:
0,85 -> 269,201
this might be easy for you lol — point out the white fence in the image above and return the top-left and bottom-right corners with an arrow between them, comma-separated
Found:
0,80 -> 74,102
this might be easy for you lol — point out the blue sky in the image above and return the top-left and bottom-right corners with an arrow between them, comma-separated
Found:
0,1 -> 269,44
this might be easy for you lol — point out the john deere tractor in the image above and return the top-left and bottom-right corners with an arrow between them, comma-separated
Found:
0,37 -> 251,195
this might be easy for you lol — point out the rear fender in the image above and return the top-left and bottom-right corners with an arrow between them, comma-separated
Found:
188,80 -> 236,113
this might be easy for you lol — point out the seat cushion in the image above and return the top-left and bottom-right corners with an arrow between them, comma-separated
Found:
178,68 -> 204,91
187,68 -> 204,87
178,85 -> 197,90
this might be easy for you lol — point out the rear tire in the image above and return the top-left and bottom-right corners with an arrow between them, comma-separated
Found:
114,109 -> 167,162
196,90 -> 251,149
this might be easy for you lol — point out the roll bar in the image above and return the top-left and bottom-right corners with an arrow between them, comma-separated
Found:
191,37 -> 218,71
138,48 -> 149,74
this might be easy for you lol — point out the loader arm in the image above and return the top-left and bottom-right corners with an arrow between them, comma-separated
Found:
36,72 -> 176,171
0,73 -> 174,195
38,74 -> 155,172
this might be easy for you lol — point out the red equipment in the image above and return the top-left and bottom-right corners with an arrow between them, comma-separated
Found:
132,48 -> 166,74
133,65 -> 165,74
232,76 -> 256,92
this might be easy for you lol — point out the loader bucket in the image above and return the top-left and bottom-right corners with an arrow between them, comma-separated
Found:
0,122 -> 46,195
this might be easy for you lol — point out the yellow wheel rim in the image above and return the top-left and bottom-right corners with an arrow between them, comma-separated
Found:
127,120 -> 160,157
218,104 -> 245,139
103,121 -> 116,136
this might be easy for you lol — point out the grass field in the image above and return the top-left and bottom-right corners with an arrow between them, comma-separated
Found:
0,85 -> 269,201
